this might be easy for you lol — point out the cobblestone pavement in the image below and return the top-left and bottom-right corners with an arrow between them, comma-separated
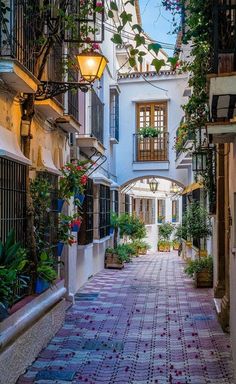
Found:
18,252 -> 235,384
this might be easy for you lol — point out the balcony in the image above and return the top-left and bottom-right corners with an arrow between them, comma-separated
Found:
132,133 -> 169,171
175,128 -> 194,169
77,91 -> 105,156
0,0 -> 39,92
207,92 -> 236,142
211,2 -> 236,74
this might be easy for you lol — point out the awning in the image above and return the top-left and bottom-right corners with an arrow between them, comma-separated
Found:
182,182 -> 203,195
0,125 -> 31,165
91,172 -> 112,186
37,146 -> 61,175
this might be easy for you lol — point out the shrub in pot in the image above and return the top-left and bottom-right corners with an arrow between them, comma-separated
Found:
158,222 -> 174,252
35,251 -> 58,293
184,256 -> 213,288
132,240 -> 150,255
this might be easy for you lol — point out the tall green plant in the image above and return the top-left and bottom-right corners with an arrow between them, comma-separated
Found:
159,222 -> 174,241
184,201 -> 212,241
119,214 -> 146,240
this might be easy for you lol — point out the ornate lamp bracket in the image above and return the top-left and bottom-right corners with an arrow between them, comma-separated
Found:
35,81 -> 90,101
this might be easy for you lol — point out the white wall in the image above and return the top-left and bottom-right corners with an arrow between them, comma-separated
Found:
116,73 -> 189,188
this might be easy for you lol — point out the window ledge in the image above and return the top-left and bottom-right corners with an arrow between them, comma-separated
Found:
93,236 -> 111,244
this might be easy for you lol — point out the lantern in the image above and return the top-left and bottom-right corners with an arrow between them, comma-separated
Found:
192,150 -> 207,173
77,51 -> 108,83
148,178 -> 159,193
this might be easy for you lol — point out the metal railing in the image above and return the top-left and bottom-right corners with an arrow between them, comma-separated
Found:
0,0 -> 38,74
175,128 -> 195,158
133,133 -> 169,162
212,2 -> 236,73
91,91 -> 104,144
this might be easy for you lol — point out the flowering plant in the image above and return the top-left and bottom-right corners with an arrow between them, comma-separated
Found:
174,122 -> 192,154
58,214 -> 82,245
59,160 -> 91,200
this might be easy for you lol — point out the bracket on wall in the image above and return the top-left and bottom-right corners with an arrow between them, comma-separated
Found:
82,148 -> 107,177
35,81 -> 90,100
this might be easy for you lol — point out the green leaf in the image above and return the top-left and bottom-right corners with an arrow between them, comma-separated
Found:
151,59 -> 165,72
138,51 -> 146,56
120,11 -> 132,26
110,1 -> 118,11
148,43 -> 162,54
130,48 -> 139,56
108,10 -> 114,18
111,34 -> 123,45
132,24 -> 143,33
138,56 -> 143,64
129,57 -> 136,67
134,34 -> 145,47
125,0 -> 135,5
167,56 -> 179,67
5,229 -> 15,252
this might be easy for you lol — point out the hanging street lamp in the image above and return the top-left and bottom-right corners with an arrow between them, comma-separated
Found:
36,51 -> 108,100
192,150 -> 208,173
77,51 -> 108,83
148,178 -> 159,193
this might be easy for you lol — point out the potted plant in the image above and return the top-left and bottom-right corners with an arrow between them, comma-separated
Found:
158,215 -> 165,224
105,244 -> 134,269
0,230 -> 29,320
184,256 -> 213,288
158,222 -> 174,252
184,202 -> 212,254
138,127 -> 161,138
58,214 -> 78,255
132,239 -> 150,255
59,160 -> 90,205
35,251 -> 58,294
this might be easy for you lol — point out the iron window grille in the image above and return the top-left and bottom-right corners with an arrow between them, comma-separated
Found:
36,172 -> 58,258
99,184 -> 110,238
78,178 -> 94,245
0,157 -> 27,244
91,90 -> 104,144
110,90 -> 119,142
111,190 -> 119,214
125,194 -> 130,214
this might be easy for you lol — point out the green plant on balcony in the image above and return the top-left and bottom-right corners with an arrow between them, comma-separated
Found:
174,122 -> 192,154
138,127 -> 161,138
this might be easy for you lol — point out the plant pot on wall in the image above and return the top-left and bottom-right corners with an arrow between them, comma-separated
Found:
71,222 -> 81,232
57,242 -> 64,256
57,199 -> 65,213
74,193 -> 85,205
35,277 -> 50,294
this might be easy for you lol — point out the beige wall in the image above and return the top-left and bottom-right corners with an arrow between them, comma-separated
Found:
228,140 -> 236,364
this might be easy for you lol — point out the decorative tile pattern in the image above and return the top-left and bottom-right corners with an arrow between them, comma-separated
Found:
17,253 -> 235,384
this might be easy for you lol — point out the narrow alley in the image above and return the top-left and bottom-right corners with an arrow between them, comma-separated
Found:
17,253 -> 234,384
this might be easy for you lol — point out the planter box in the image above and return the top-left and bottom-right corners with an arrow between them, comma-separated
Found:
138,249 -> 147,255
105,252 -> 124,269
173,242 -> 180,251
194,269 -> 213,288
186,241 -> 192,247
158,244 -> 170,252
35,278 -> 50,294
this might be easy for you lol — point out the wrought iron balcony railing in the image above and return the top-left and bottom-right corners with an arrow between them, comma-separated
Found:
133,133 -> 169,162
91,91 -> 104,144
175,128 -> 195,158
0,0 -> 37,74
212,2 -> 236,73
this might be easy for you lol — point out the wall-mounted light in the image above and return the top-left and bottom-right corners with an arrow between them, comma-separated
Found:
192,150 -> 207,173
148,178 -> 159,193
77,51 -> 108,83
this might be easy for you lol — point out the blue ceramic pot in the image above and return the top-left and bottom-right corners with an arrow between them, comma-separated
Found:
110,227 -> 114,235
74,193 -> 85,205
57,242 -> 64,256
71,223 -> 81,232
35,278 -> 50,294
57,199 -> 65,213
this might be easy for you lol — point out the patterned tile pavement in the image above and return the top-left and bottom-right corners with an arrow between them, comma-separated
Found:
17,252 -> 235,384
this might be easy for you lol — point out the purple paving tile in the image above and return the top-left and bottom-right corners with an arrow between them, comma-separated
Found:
18,252 -> 235,384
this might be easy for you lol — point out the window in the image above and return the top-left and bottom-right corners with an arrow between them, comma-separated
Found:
110,90 -> 119,142
172,200 -> 179,223
137,102 -> 167,132
157,199 -> 165,223
78,178 -> 94,245
0,158 -> 27,244
135,102 -> 168,161
99,185 -> 110,238
37,172 -> 58,258
125,194 -> 130,213
111,190 -> 119,214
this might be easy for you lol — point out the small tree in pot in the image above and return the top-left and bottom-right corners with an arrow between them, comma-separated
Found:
158,222 -> 174,252
185,255 -> 213,288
